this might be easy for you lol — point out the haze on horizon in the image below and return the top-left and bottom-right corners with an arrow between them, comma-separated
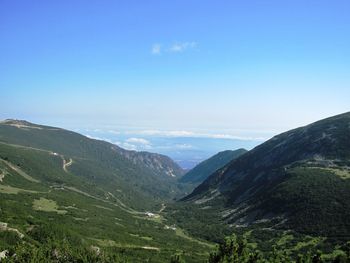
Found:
1,1 -> 350,167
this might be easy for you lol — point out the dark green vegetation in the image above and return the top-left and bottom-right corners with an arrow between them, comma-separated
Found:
180,149 -> 247,186
0,120 -> 211,262
183,112 -> 350,233
0,119 -> 187,207
207,234 -> 350,263
1,112 -> 350,262
167,112 -> 350,258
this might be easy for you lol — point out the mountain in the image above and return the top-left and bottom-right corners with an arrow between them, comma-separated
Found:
183,112 -> 350,239
0,119 -> 186,207
119,149 -> 185,179
180,149 -> 247,185
0,119 -> 211,262
0,119 -> 184,178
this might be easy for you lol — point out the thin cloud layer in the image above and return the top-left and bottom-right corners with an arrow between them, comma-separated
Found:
151,41 -> 197,55
126,137 -> 151,145
168,42 -> 197,53
151,43 -> 161,55
128,129 -> 266,141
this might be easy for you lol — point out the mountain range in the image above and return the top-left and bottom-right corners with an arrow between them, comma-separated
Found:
0,119 -> 188,207
183,112 -> 350,239
1,113 -> 350,261
0,119 -> 215,262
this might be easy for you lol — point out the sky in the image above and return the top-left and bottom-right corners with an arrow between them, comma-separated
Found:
1,1 -> 350,167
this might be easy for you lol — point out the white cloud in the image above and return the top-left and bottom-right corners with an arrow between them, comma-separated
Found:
175,144 -> 193,149
127,130 -> 266,141
126,137 -> 151,145
84,135 -> 153,151
151,43 -> 161,55
168,42 -> 197,53
202,133 -> 267,141
151,41 -> 197,55
114,138 -> 153,151
114,140 -> 122,146
131,130 -> 194,137
107,130 -> 120,135
85,134 -> 113,143
120,142 -> 138,151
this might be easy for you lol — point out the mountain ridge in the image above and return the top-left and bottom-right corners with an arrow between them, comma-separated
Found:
0,119 -> 211,262
183,112 -> 350,238
0,119 -> 185,179
0,119 -> 187,209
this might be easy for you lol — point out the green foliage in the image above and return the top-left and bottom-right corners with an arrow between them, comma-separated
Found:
1,115 -> 350,262
0,231 -> 21,249
0,124 -> 207,262
180,149 -> 247,185
170,253 -> 185,263
181,112 -> 350,252
1,239 -> 120,263
207,234 -> 350,263
265,167 -> 350,238
0,121 -> 191,210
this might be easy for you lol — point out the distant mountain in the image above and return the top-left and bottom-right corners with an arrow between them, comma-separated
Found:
0,119 -> 185,208
184,112 -> 350,238
180,149 -> 247,186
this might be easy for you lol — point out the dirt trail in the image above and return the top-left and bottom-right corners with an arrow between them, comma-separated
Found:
0,141 -> 51,154
0,171 -> 5,182
0,159 -> 40,183
158,203 -> 166,213
63,158 -> 73,172
0,222 -> 24,238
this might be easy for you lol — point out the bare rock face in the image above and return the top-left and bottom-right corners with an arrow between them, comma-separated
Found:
113,146 -> 185,179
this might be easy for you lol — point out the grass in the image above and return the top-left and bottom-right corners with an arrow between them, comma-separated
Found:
32,197 -> 67,214
293,236 -> 324,250
326,167 -> 350,179
73,217 -> 89,221
0,170 -> 5,182
175,228 -> 215,248
0,131 -> 211,262
1,159 -> 40,183
276,232 -> 294,246
308,167 -> 350,179
0,184 -> 39,194
89,238 -> 159,250
129,233 -> 153,241
94,205 -> 113,211
147,214 -> 163,223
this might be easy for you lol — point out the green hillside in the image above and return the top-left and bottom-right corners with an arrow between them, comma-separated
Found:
0,119 -> 188,207
0,120 -> 211,262
168,112 -> 350,255
1,114 -> 350,262
180,149 -> 247,186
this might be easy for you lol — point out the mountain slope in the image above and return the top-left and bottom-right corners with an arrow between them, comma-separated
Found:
180,149 -> 247,185
119,149 -> 185,179
0,119 -> 184,178
0,119 -> 184,207
0,119 -> 211,262
183,112 -> 350,238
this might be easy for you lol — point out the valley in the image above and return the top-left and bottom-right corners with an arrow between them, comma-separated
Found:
0,114 -> 350,262
2,0 -> 350,261
0,120 -> 215,262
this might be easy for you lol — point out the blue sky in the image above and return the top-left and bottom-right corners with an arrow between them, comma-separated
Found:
1,1 -> 350,167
